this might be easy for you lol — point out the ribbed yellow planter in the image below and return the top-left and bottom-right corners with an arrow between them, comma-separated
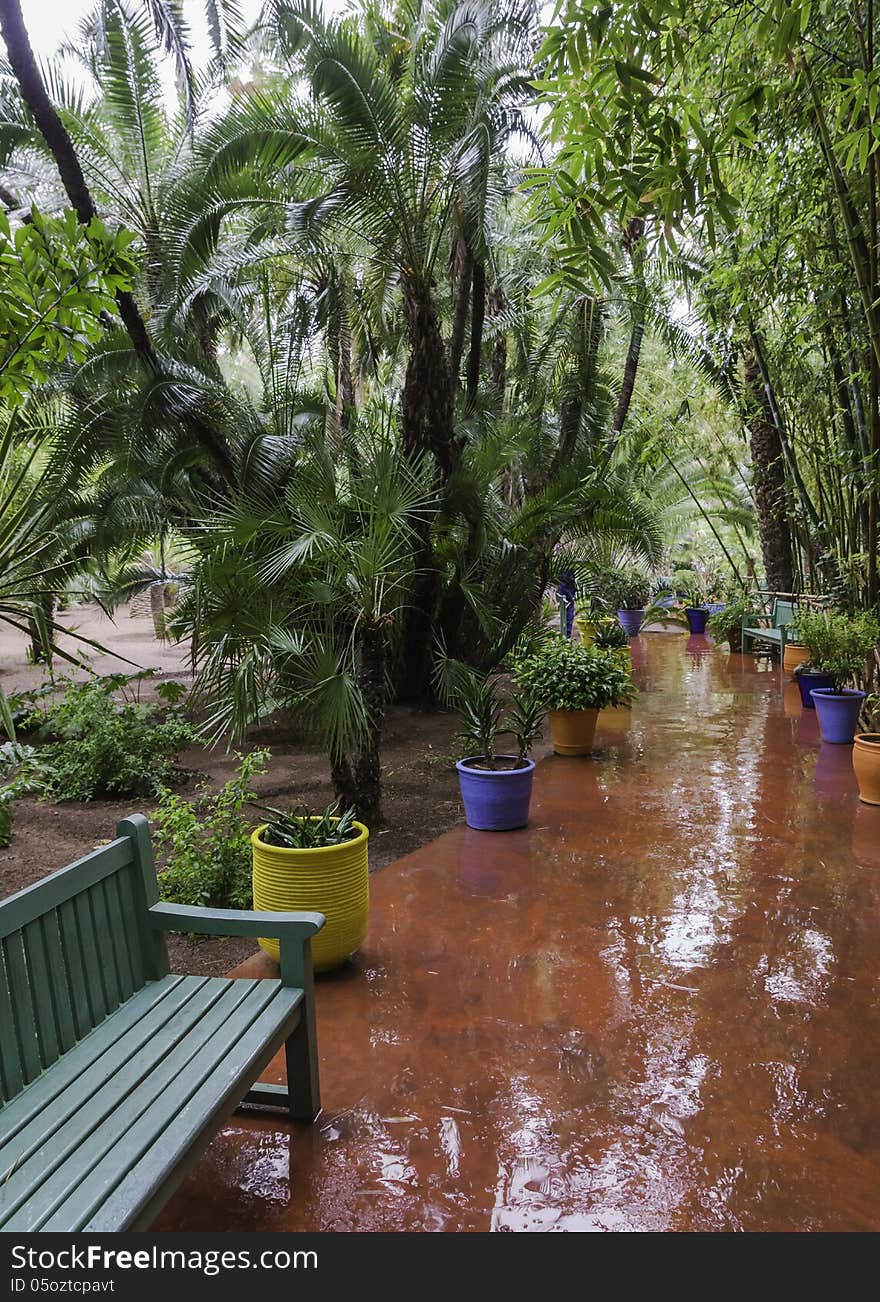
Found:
783,643 -> 810,676
575,617 -> 597,648
251,821 -> 370,972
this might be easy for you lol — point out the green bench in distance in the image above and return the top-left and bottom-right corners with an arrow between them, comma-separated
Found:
741,595 -> 798,654
0,814 -> 324,1233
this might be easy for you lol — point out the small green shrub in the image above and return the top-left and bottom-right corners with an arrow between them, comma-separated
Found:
154,750 -> 270,910
595,567 -> 652,611
706,595 -> 752,640
795,610 -> 880,687
446,664 -> 544,768
38,676 -> 196,801
592,616 -> 629,649
514,637 -> 637,711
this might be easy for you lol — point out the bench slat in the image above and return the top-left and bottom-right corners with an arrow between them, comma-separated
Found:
74,891 -> 108,1025
0,977 -> 222,1222
35,911 -> 77,1055
3,980 -> 290,1232
2,933 -> 41,1086
0,945 -> 24,1101
0,976 -> 192,1161
57,897 -> 94,1041
21,920 -> 60,1068
100,874 -> 136,1001
81,991 -> 301,1232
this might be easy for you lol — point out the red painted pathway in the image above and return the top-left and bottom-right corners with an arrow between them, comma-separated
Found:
156,635 -> 880,1232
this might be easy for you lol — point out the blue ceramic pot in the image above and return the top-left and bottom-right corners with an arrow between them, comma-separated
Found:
685,607 -> 710,634
796,669 -> 835,709
617,608 -> 645,637
456,756 -> 535,831
810,688 -> 866,745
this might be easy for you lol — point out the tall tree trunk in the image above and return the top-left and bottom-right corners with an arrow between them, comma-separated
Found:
447,236 -> 472,396
465,259 -> 485,412
488,283 -> 507,399
351,623 -> 386,825
0,0 -> 234,483
743,350 -> 795,592
609,217 -> 646,449
401,275 -> 455,477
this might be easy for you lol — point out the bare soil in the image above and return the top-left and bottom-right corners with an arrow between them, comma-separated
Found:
0,606 -> 471,975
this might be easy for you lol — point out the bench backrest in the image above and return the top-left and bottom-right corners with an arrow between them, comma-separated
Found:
0,817 -> 168,1104
772,599 -> 797,627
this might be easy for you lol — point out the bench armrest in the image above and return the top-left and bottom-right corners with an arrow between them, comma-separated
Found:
148,901 -> 325,941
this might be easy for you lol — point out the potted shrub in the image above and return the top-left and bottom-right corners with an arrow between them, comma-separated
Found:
450,669 -> 545,830
250,801 -> 369,972
593,615 -> 631,661
514,638 -> 637,755
674,571 -> 716,634
706,595 -> 751,651
597,567 -> 652,637
794,610 -> 878,742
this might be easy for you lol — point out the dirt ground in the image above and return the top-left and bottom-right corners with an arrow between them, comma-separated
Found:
0,605 -> 490,975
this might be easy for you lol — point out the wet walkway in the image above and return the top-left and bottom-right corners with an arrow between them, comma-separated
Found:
157,635 -> 880,1232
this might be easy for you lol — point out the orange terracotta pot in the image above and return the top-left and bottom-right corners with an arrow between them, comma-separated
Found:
853,733 -> 880,805
548,708 -> 598,755
783,643 -> 810,676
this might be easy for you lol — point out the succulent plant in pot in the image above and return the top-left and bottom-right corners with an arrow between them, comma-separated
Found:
514,637 -> 637,755
250,799 -> 369,972
793,610 -> 879,741
449,667 -> 546,831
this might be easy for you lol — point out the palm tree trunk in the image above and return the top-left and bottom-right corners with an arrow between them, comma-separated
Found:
743,350 -> 795,592
465,259 -> 485,411
448,237 -> 472,396
401,275 -> 455,477
488,283 -> 507,399
351,623 -> 386,825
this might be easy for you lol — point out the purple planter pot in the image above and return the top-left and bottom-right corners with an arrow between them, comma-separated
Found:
796,669 -> 836,709
685,607 -> 710,634
810,688 -> 867,745
456,755 -> 535,831
617,608 -> 645,638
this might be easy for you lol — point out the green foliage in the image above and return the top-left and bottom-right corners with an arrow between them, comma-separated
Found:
707,596 -> 752,639
514,637 -> 637,712
446,662 -> 545,768
37,676 -> 196,801
0,740 -> 41,846
0,209 -> 136,407
154,750 -> 269,911
794,610 -> 880,687
254,801 -> 360,850
592,566 -> 652,611
592,616 -> 629,650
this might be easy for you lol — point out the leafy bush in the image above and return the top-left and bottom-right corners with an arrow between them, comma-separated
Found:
794,610 -> 880,687
154,750 -> 269,910
592,616 -> 629,649
514,637 -> 637,711
594,566 -> 652,611
254,800 -> 360,849
707,595 -> 752,639
38,675 -> 196,801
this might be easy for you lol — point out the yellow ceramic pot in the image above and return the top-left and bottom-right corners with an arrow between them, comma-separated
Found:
575,617 -> 596,648
251,821 -> 370,972
783,643 -> 810,676
548,708 -> 599,755
853,734 -> 880,806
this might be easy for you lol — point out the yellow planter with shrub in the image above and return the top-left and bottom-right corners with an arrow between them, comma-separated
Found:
251,816 -> 370,972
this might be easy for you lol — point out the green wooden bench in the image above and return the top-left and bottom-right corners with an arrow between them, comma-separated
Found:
0,814 -> 324,1233
741,595 -> 798,654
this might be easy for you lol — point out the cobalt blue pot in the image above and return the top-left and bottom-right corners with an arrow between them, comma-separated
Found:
810,688 -> 866,745
456,755 -> 536,831
685,607 -> 710,634
617,608 -> 645,637
796,669 -> 835,709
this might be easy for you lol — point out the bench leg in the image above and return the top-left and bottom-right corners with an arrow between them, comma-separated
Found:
285,1012 -> 320,1122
